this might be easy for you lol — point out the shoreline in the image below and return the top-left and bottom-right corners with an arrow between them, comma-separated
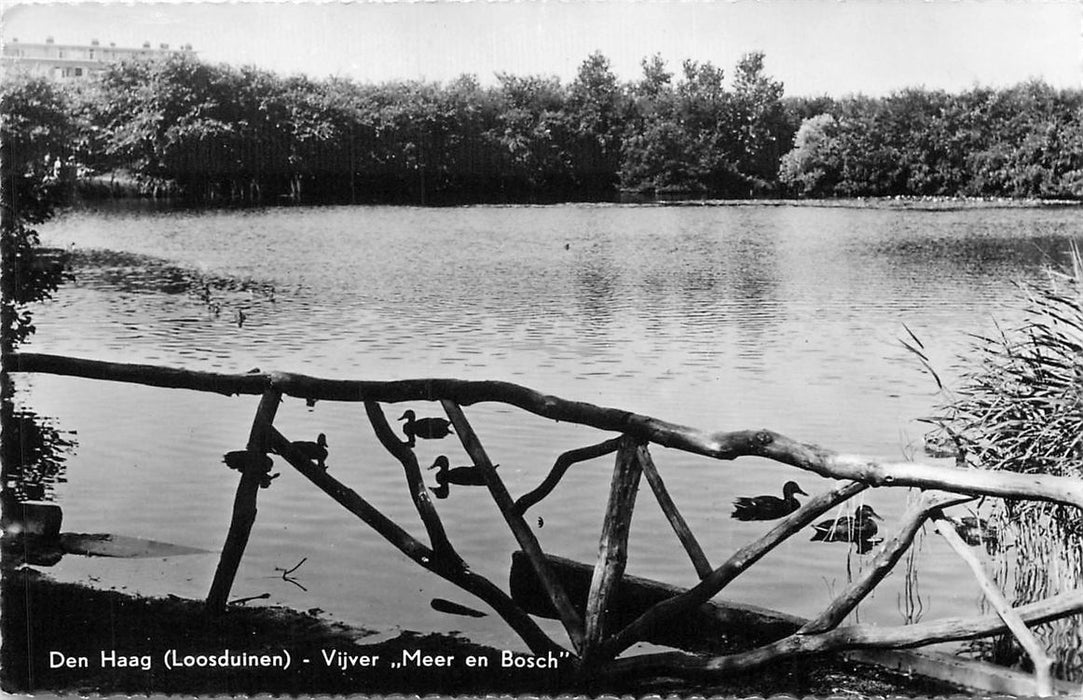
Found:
64,188 -> 1083,213
2,567 -> 960,696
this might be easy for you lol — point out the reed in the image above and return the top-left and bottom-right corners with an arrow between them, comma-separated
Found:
918,245 -> 1083,681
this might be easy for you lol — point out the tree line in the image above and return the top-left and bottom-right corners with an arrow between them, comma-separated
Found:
3,51 -> 1082,205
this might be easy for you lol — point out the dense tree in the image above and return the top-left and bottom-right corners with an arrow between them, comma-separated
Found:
492,72 -> 575,192
567,52 -> 628,190
779,113 -> 839,196
14,49 -> 1075,204
730,52 -> 787,190
619,55 -> 692,193
1,76 -> 73,354
779,81 -> 1083,200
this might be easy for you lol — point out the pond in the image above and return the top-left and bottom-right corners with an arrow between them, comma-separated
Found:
17,200 -> 1083,668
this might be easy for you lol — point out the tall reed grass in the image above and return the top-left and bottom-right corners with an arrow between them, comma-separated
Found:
913,246 -> 1083,681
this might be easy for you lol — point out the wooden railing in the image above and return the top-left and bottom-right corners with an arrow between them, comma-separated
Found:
7,351 -> 1083,696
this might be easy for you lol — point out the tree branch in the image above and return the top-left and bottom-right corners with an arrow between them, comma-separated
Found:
799,491 -> 975,635
441,399 -> 586,653
933,514 -> 1053,696
364,400 -> 460,564
13,352 -> 1083,511
638,443 -> 712,579
515,437 -> 622,515
267,426 -> 568,657
583,435 -> 642,664
604,589 -> 1083,678
596,480 -> 869,661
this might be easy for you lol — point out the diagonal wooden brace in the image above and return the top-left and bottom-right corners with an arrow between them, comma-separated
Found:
441,399 -> 586,653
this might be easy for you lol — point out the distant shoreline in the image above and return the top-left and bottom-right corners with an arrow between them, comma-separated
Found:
67,182 -> 1083,212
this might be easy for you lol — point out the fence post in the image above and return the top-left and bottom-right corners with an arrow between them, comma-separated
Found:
206,389 -> 280,613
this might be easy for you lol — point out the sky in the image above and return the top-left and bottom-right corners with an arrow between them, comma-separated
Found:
1,0 -> 1081,97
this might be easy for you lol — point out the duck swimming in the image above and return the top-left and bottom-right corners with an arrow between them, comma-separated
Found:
428,455 -> 489,487
222,450 -> 274,472
948,515 -> 999,553
399,410 -> 454,447
811,505 -> 882,543
291,433 -> 328,468
731,481 -> 808,521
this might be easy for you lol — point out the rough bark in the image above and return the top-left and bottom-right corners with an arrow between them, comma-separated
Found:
12,353 -> 1083,511
267,426 -> 567,657
583,436 -> 642,663
441,399 -> 586,652
933,514 -> 1053,696
206,390 -> 280,613
364,400 -> 459,564
595,480 -> 870,661
515,437 -> 622,515
638,443 -> 712,579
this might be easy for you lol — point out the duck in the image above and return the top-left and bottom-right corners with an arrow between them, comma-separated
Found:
291,433 -> 328,468
811,505 -> 882,543
949,515 -> 999,552
399,410 -> 454,447
731,481 -> 808,521
222,450 -> 274,472
428,455 -> 490,487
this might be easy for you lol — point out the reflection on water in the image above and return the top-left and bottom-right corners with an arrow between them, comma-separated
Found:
1,401 -> 77,503
968,507 -> 1083,681
20,201 -> 1083,667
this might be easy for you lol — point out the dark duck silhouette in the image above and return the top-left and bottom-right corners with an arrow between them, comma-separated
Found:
291,433 -> 328,468
811,505 -> 882,544
428,455 -> 489,486
399,410 -> 453,447
222,450 -> 274,472
732,481 -> 808,521
428,456 -> 496,499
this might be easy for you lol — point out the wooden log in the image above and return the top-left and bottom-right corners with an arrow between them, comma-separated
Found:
799,491 -> 974,635
607,587 -> 1083,679
441,399 -> 586,653
638,443 -> 712,579
583,436 -> 642,662
933,514 -> 1054,696
510,551 -> 806,651
514,437 -> 621,515
595,479 -> 869,661
206,389 -> 280,613
268,426 -> 568,657
12,352 -> 1083,512
364,401 -> 460,565
513,552 -> 1083,695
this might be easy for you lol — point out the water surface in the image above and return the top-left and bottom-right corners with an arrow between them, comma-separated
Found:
21,201 -> 1083,653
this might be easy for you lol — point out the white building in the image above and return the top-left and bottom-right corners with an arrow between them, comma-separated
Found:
1,37 -> 195,81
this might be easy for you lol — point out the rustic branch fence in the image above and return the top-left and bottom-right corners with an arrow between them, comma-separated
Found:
7,352 -> 1083,696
